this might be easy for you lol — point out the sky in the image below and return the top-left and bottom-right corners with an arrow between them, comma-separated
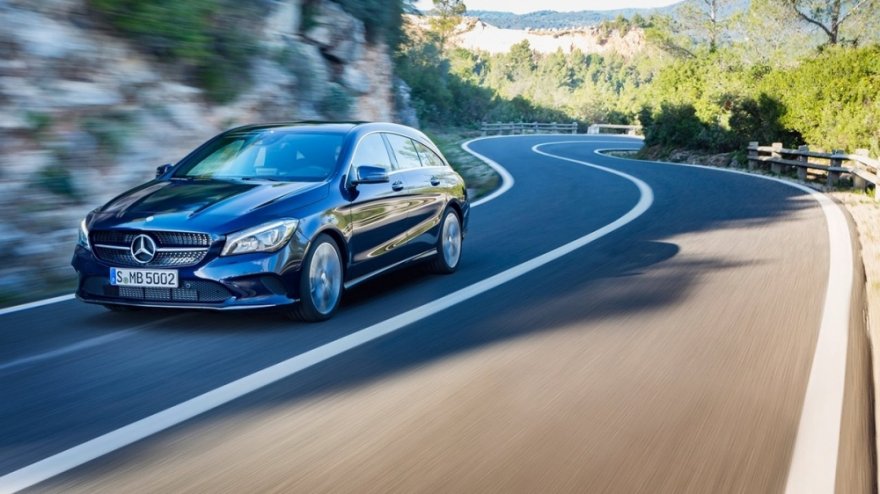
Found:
413,0 -> 682,14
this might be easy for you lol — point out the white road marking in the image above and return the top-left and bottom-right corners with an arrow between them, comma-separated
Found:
0,294 -> 75,317
0,316 -> 181,374
592,146 -> 853,494
463,137 -> 515,208
0,138 -> 654,494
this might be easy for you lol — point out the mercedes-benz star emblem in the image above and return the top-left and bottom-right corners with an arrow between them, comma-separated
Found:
131,234 -> 157,264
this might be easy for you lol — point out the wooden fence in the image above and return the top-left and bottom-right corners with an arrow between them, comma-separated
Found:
747,142 -> 879,195
586,124 -> 642,136
480,121 -> 577,136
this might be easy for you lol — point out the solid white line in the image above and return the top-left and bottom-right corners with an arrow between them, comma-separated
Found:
0,315 -> 181,374
464,134 -> 640,207
0,294 -> 75,317
591,146 -> 853,494
462,137 -> 515,208
0,139 -> 654,494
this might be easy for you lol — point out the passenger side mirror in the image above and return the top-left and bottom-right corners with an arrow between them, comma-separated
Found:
156,163 -> 173,178
352,165 -> 389,186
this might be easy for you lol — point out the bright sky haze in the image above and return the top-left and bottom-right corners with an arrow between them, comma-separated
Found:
414,0 -> 682,14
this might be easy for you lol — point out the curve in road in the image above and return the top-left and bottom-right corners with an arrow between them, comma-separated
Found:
0,135 -> 859,493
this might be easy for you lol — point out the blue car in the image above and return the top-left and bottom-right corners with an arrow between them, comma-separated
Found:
72,122 -> 469,321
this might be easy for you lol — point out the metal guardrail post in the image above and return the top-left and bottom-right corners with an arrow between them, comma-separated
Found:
748,142 -> 759,171
770,142 -> 783,174
571,122 -> 577,134
853,149 -> 870,192
828,151 -> 844,187
797,145 -> 809,181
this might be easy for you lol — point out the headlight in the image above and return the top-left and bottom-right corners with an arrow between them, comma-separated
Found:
221,219 -> 299,256
77,219 -> 90,251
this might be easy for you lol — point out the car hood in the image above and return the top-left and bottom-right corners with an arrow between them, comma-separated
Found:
92,179 -> 327,232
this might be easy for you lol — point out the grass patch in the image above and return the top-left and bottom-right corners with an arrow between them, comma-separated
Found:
424,127 -> 500,201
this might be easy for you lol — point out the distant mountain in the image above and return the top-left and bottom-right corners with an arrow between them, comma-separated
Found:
466,9 -> 656,29
467,0 -> 748,30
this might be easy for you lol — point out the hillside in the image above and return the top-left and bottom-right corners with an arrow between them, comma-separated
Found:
407,15 -> 647,56
468,0 -> 749,29
467,8 -> 654,29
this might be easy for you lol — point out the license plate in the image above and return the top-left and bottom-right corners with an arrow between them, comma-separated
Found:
110,268 -> 178,288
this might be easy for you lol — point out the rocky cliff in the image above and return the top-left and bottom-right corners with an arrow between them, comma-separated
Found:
0,0 -> 411,298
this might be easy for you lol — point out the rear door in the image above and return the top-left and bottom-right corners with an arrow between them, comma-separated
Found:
346,133 -> 413,279
408,139 -> 451,252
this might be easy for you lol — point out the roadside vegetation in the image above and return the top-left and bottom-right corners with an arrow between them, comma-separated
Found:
401,0 -> 880,158
425,129 -> 500,199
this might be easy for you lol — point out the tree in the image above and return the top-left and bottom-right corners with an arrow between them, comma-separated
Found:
429,0 -> 466,48
644,15 -> 696,58
677,0 -> 740,52
783,0 -> 880,44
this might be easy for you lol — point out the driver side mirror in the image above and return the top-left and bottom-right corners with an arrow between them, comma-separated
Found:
352,165 -> 389,186
156,163 -> 173,178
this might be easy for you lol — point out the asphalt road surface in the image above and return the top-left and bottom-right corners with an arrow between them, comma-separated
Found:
0,135 -> 871,493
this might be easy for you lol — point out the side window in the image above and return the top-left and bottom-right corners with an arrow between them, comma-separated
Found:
351,134 -> 393,171
414,141 -> 446,168
385,133 -> 423,170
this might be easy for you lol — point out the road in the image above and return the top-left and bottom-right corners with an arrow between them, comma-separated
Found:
0,135 -> 872,493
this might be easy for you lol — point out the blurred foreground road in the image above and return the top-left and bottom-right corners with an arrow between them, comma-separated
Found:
0,135 -> 871,493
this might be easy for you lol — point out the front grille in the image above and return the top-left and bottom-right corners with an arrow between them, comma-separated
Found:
84,277 -> 232,304
154,232 -> 211,247
92,231 -> 210,247
91,229 -> 212,268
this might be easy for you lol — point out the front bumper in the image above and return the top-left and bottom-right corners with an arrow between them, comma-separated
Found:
71,243 -> 303,311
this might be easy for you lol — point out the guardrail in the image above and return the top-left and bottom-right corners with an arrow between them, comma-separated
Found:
587,124 -> 642,136
747,141 -> 879,195
480,121 -> 577,136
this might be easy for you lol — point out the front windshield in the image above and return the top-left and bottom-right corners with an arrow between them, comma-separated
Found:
173,130 -> 344,181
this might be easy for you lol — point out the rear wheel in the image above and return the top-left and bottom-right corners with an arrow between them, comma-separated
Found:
285,234 -> 343,322
427,209 -> 462,274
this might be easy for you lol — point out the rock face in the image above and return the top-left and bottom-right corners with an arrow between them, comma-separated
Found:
0,0 -> 416,297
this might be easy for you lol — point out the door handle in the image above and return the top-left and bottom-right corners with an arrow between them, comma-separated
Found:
391,180 -> 404,191
430,177 -> 441,186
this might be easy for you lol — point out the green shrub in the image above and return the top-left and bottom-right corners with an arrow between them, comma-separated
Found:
35,165 -> 78,200
641,103 -> 704,149
319,83 -> 353,119
760,45 -> 880,155
87,0 -> 265,102
82,115 -> 132,156
728,94 -> 803,148
332,0 -> 408,46
26,112 -> 52,135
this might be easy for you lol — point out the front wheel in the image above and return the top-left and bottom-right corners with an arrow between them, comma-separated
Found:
427,209 -> 462,274
285,235 -> 344,322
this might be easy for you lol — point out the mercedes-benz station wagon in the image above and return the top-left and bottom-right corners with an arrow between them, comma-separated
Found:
72,122 -> 470,321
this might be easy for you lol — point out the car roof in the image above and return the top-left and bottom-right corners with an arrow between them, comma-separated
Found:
224,122 -> 429,141
224,122 -> 362,134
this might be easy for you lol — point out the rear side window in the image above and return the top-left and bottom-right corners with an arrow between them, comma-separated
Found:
385,133 -> 423,170
414,141 -> 446,168
352,134 -> 393,171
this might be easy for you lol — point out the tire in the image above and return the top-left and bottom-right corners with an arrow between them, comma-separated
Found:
284,234 -> 344,322
427,209 -> 463,274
